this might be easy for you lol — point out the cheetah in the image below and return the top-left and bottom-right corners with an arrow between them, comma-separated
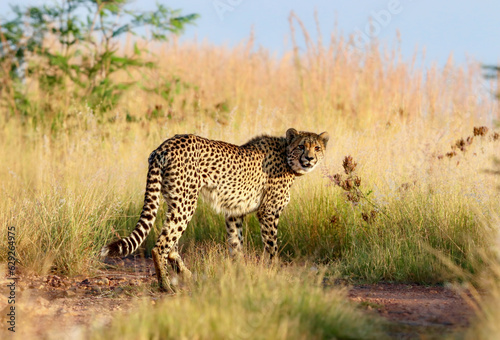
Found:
101,128 -> 329,291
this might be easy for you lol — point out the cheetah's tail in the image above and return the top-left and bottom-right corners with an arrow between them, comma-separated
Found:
101,151 -> 162,258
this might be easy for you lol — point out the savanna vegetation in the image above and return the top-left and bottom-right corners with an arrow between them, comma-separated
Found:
1,1 -> 500,338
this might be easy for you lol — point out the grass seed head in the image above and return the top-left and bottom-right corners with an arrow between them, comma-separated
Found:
455,138 -> 467,152
400,182 -> 411,191
332,173 -> 342,186
330,215 -> 340,225
473,126 -> 488,136
361,210 -> 377,223
346,192 -> 360,203
342,178 -> 354,191
343,155 -> 357,175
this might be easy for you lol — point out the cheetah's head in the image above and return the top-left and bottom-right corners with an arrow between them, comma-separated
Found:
286,128 -> 329,175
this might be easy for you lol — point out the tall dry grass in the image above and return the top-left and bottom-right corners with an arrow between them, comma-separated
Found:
0,18 -> 499,284
1,16 -> 500,339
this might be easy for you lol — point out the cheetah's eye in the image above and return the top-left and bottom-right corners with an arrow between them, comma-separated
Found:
298,145 -> 305,150
315,146 -> 321,151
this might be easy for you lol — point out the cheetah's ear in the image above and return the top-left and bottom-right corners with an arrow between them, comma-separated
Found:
286,128 -> 299,144
319,132 -> 329,147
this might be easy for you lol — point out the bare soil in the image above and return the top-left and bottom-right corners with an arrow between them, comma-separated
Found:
347,283 -> 475,339
0,257 -> 476,339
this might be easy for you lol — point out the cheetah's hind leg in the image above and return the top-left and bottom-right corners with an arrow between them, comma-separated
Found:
167,245 -> 192,279
152,247 -> 175,293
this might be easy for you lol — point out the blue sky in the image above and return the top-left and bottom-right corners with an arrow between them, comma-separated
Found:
1,0 -> 499,67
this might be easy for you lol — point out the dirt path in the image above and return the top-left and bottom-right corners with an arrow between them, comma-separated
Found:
348,283 -> 475,339
0,258 -> 476,339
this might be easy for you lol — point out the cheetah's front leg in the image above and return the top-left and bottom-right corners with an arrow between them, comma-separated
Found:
257,209 -> 281,260
257,184 -> 291,260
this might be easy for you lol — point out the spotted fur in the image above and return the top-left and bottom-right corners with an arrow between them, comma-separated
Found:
101,128 -> 329,291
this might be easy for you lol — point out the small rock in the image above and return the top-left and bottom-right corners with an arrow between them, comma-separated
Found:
112,276 -> 126,281
90,286 -> 102,294
129,280 -> 140,286
96,278 -> 110,286
46,275 -> 64,287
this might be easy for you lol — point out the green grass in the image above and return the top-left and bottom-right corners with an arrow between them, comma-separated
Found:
466,262 -> 500,340
88,256 -> 384,340
1,25 -> 499,339
1,123 -> 496,284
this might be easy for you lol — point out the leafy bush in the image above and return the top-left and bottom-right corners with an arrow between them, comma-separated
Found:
0,0 -> 198,115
